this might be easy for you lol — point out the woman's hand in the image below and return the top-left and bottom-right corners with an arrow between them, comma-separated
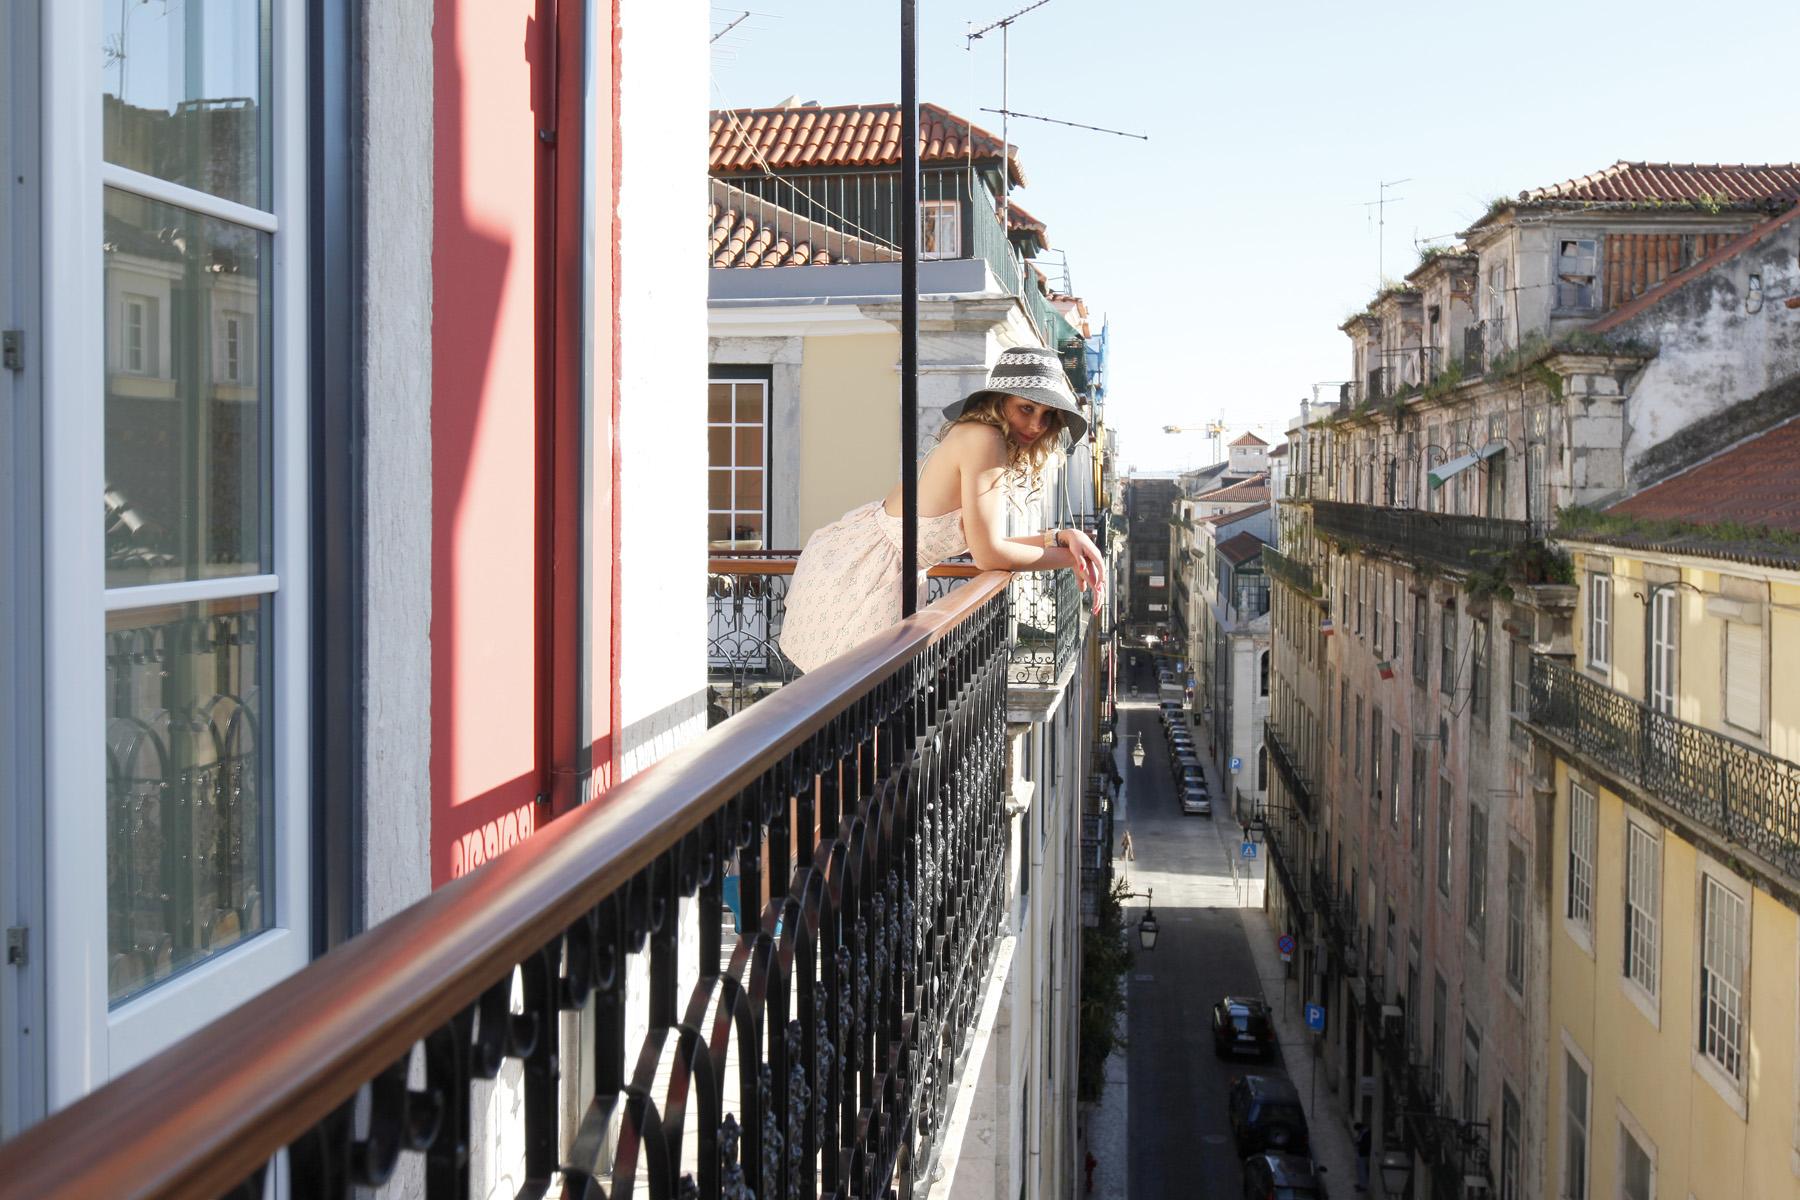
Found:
1060,527 -> 1106,613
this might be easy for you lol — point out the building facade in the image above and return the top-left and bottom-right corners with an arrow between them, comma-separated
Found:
1266,161 -> 1800,1200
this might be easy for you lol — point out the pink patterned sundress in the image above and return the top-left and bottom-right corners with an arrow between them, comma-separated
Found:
778,501 -> 970,673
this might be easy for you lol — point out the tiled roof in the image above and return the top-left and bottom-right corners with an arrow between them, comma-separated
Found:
1199,502 -> 1270,525
1228,431 -> 1268,447
1267,443 -> 1288,458
710,102 -> 1025,186
707,179 -> 898,268
1604,416 -> 1800,535
1218,530 -> 1266,564
1518,161 -> 1800,206
1588,205 -> 1800,332
1196,474 -> 1270,503
1007,200 -> 1046,234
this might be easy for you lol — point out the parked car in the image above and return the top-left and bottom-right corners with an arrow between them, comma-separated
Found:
1241,1152 -> 1328,1200
1158,700 -> 1182,725
1227,1074 -> 1310,1157
1181,784 -> 1212,816
1176,765 -> 1204,793
1212,995 -> 1277,1058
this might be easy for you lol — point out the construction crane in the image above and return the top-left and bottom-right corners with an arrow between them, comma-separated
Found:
1162,419 -> 1228,466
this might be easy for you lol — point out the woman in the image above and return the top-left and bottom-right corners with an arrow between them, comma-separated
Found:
779,345 -> 1107,674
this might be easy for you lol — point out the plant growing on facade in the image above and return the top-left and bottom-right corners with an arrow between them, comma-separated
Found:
1078,875 -> 1134,1102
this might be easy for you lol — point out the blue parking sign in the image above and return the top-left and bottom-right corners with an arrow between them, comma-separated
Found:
1229,756 -> 1242,772
1305,1004 -> 1326,1032
1240,841 -> 1258,860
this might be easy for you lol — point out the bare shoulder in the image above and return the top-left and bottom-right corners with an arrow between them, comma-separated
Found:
941,420 -> 1008,467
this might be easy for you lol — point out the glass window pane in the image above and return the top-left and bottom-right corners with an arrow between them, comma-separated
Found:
707,512 -> 732,542
734,427 -> 761,468
707,427 -> 729,466
107,596 -> 271,1005
708,469 -> 731,508
105,189 -> 268,586
734,383 -> 763,422
734,469 -> 762,511
708,382 -> 732,423
102,0 -> 270,208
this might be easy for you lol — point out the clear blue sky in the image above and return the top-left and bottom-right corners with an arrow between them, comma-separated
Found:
712,0 -> 1800,472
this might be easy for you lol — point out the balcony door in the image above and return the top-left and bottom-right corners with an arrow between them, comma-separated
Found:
28,2 -> 312,1109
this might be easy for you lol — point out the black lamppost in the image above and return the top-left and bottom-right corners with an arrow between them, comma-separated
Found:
1119,887 -> 1159,950
1378,1147 -> 1413,1197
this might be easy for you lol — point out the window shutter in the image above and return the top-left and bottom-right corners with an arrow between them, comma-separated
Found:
1726,622 -> 1762,731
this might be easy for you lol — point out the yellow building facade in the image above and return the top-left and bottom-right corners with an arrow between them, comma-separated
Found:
1534,536 -> 1800,1200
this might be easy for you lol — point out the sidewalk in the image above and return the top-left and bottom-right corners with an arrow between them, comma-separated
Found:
1237,892 -> 1365,1194
1084,726 -> 1130,1199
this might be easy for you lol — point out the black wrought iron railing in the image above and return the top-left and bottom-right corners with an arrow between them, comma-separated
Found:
0,574 -> 1017,1200
1264,725 -> 1313,820
1009,567 -> 1085,688
1528,655 -> 1800,878
707,558 -> 974,725
1310,499 -> 1535,575
1263,819 -> 1308,919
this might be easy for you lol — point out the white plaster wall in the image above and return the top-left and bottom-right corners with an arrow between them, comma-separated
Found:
1616,222 -> 1800,473
618,0 -> 709,764
360,0 -> 434,927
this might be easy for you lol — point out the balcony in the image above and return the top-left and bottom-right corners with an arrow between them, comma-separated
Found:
1309,499 -> 1535,575
1262,819 -> 1308,921
1,574 -> 1019,1199
709,559 -> 1086,712
1528,655 -> 1800,878
1264,724 -> 1314,819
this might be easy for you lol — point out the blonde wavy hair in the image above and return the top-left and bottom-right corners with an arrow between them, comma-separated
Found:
942,392 -> 1066,484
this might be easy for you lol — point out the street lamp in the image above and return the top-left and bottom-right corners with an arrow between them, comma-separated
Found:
1378,1148 -> 1414,1197
1120,887 -> 1159,949
1131,732 -> 1145,768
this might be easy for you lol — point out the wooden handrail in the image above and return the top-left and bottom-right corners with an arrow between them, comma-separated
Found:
707,557 -> 984,578
0,571 -> 1013,1200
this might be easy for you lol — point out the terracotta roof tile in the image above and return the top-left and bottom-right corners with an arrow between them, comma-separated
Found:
1198,502 -> 1270,525
1519,161 -> 1800,206
1218,531 -> 1266,564
1588,205 -> 1800,333
1604,417 -> 1800,534
1267,444 -> 1289,458
1228,431 -> 1268,447
710,101 -> 1026,186
1195,474 -> 1270,503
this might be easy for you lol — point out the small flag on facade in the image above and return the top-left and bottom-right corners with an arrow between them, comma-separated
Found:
1319,617 -> 1334,636
1377,660 -> 1395,680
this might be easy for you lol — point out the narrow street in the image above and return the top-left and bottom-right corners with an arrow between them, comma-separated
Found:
1110,651 -> 1357,1199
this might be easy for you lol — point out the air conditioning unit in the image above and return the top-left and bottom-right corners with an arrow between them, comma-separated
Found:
1461,1175 -> 1492,1200
1381,1004 -> 1405,1043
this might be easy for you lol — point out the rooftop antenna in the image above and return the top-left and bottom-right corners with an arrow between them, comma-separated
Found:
966,1 -> 1054,243
1360,178 -> 1410,287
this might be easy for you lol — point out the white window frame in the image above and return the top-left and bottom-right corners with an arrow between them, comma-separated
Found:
706,374 -> 770,549
1562,1034 -> 1592,1200
1566,780 -> 1596,954
1695,861 -> 1750,1111
41,1 -> 311,1099
919,197 -> 960,260
121,292 -> 152,374
1649,588 -> 1677,716
1587,572 -> 1612,671
1622,814 -> 1661,1024
1616,1103 -> 1657,1200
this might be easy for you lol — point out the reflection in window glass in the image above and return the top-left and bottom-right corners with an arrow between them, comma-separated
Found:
102,0 -> 269,207
107,596 -> 271,1004
104,189 -> 269,585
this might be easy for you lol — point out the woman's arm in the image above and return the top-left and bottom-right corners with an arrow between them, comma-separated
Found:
955,425 -> 1107,607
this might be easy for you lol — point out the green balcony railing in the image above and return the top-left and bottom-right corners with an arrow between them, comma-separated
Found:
1261,548 -> 1317,598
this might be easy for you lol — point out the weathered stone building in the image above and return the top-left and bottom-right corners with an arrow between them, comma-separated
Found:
1266,161 -> 1800,1200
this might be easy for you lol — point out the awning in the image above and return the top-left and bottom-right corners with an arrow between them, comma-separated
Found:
1427,441 -> 1505,490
